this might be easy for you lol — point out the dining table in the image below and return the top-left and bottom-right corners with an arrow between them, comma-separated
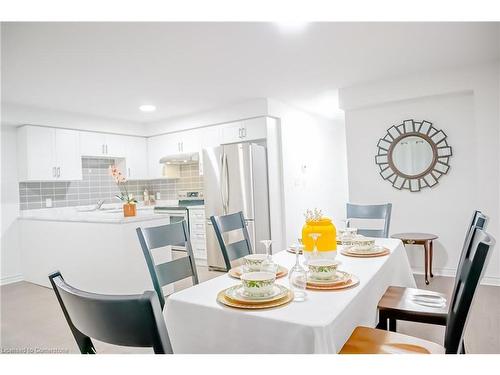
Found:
164,237 -> 416,353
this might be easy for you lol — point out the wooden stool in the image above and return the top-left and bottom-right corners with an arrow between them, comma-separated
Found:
391,233 -> 438,285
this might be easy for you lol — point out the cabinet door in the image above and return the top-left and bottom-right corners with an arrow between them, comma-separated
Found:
55,129 -> 82,180
105,134 -> 126,158
221,121 -> 245,144
198,126 -> 221,176
242,118 -> 267,141
147,134 -> 171,179
20,126 -> 56,181
80,132 -> 106,156
124,136 -> 148,180
179,128 -> 202,154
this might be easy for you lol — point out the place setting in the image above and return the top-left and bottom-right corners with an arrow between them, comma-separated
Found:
219,240 -> 293,309
338,227 -> 390,258
228,240 -> 288,279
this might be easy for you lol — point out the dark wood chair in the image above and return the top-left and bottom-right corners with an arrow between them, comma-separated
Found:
340,227 -> 495,354
48,271 -> 172,354
346,203 -> 392,238
377,211 -> 487,335
136,220 -> 199,309
210,211 -> 253,272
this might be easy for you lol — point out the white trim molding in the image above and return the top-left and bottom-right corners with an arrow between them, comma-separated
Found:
0,274 -> 24,286
412,267 -> 500,286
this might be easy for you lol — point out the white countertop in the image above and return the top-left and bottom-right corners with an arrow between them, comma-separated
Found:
18,204 -> 168,224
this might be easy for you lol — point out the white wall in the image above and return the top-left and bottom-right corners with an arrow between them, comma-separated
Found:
0,126 -> 22,284
340,64 -> 500,284
267,99 -> 349,246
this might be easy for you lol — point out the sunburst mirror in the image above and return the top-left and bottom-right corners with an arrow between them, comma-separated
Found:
375,119 -> 452,192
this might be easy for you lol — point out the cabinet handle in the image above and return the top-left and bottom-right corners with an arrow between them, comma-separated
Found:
52,167 -> 56,177
181,142 -> 183,152
105,144 -> 108,154
238,128 -> 242,138
242,127 -> 246,138
102,144 -> 105,154
128,168 -> 131,177
57,167 -> 61,178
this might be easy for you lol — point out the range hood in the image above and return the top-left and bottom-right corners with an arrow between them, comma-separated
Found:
159,152 -> 199,165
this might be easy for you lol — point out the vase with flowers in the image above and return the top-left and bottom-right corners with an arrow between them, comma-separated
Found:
109,165 -> 137,217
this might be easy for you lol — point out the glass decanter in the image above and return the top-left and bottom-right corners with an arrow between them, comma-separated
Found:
288,244 -> 307,302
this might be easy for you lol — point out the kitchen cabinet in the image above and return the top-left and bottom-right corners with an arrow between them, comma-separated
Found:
220,117 -> 267,144
80,131 -> 125,157
147,134 -> 172,179
121,136 -> 148,180
17,125 -> 82,181
189,207 -> 207,265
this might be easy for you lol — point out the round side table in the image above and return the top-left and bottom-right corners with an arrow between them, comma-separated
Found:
391,233 -> 438,285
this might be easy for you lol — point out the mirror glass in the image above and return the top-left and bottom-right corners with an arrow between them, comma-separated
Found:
392,135 -> 434,176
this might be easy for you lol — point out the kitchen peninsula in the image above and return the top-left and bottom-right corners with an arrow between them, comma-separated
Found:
18,205 -> 173,295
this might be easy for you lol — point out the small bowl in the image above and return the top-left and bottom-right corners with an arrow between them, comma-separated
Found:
243,254 -> 268,271
240,272 -> 276,296
352,236 -> 375,251
308,259 -> 341,280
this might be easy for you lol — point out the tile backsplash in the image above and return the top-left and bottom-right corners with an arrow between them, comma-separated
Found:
19,157 -> 203,210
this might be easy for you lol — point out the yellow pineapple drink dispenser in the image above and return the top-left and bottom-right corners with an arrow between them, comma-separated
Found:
301,209 -> 337,260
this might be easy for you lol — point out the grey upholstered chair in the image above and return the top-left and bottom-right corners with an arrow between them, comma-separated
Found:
49,271 -> 172,354
210,211 -> 253,272
136,220 -> 199,309
346,203 -> 392,238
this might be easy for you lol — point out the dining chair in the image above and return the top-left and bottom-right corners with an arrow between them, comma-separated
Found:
136,220 -> 199,309
346,203 -> 392,238
340,226 -> 495,354
48,271 -> 172,354
377,210 -> 487,335
210,211 -> 253,272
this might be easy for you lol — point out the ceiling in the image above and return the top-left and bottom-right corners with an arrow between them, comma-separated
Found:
1,22 -> 499,122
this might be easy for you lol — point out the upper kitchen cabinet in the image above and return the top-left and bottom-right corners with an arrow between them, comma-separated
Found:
80,131 -> 125,158
17,125 -> 82,181
220,117 -> 267,144
123,136 -> 148,180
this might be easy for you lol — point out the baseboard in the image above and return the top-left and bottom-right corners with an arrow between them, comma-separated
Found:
0,274 -> 24,286
412,267 -> 500,286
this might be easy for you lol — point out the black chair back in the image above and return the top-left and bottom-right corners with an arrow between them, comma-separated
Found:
48,271 -> 172,354
444,227 -> 495,354
136,220 -> 199,309
210,211 -> 253,271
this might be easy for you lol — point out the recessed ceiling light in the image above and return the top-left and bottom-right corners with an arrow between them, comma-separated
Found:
276,21 -> 308,33
139,104 -> 156,112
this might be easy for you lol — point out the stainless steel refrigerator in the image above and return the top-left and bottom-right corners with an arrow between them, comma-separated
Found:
203,143 -> 270,271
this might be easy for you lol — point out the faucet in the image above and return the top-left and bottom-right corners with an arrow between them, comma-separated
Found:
96,200 -> 105,210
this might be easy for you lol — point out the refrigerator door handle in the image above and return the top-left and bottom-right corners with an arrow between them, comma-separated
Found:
224,152 -> 230,213
220,152 -> 228,214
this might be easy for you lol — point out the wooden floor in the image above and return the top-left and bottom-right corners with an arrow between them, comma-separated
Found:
1,271 -> 499,354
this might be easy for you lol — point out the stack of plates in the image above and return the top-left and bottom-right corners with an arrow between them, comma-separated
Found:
411,294 -> 447,308
217,284 -> 293,309
341,245 -> 390,258
306,270 -> 360,290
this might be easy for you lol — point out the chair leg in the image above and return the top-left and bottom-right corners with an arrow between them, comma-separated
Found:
389,318 -> 397,332
377,311 -> 388,330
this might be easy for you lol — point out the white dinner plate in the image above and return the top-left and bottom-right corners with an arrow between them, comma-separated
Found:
345,245 -> 386,255
307,270 -> 351,285
224,284 -> 288,303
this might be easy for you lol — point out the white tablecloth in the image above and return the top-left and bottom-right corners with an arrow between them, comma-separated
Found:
164,238 -> 416,353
